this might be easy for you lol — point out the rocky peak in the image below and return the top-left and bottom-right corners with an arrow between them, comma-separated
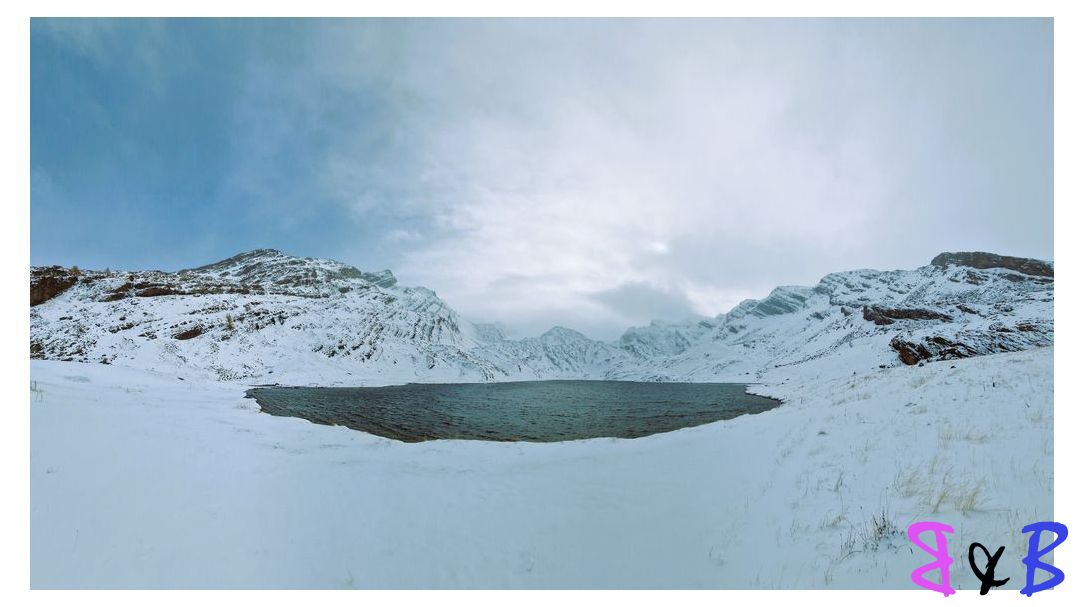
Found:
540,326 -> 590,343
182,249 -> 365,288
931,252 -> 1053,277
187,248 -> 284,270
361,269 -> 397,288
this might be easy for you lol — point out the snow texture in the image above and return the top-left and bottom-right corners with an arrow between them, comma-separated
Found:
28,249 -> 1054,588
30,349 -> 1053,588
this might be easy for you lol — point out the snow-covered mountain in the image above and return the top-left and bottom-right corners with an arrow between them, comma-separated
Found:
608,252 -> 1053,383
29,249 -> 1053,385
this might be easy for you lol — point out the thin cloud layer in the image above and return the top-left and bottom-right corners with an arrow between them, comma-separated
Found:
31,19 -> 1053,340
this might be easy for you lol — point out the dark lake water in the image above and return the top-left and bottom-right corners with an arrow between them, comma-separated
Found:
246,380 -> 780,443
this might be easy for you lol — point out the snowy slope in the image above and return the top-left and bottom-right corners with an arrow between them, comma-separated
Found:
30,250 -> 1052,385
609,255 -> 1053,384
29,250 -> 1054,588
30,249 -> 503,385
30,348 -> 1053,588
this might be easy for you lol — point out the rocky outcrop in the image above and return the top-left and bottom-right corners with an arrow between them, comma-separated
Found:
862,306 -> 952,326
173,326 -> 205,340
888,335 -> 986,365
889,321 -> 1053,366
361,269 -> 397,288
30,266 -> 80,306
931,251 -> 1053,277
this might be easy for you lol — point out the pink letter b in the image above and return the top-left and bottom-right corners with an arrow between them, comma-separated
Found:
908,521 -> 956,596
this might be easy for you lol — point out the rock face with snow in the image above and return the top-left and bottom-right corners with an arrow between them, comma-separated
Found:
931,251 -> 1054,277
30,249 -> 497,383
30,266 -> 81,306
29,249 -> 1053,384
608,254 -> 1052,382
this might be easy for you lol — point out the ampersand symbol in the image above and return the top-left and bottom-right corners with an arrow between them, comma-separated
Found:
968,542 -> 1009,595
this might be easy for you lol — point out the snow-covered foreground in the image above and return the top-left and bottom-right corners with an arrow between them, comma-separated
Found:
30,348 -> 1052,589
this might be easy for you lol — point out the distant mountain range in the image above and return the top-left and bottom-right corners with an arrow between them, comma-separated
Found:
30,249 -> 1053,385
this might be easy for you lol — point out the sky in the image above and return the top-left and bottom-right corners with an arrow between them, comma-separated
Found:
30,18 -> 1053,340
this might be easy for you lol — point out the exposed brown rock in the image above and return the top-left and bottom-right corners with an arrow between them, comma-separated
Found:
862,306 -> 952,326
173,326 -> 204,340
887,325 -> 1051,365
890,335 -> 979,365
890,337 -> 930,365
30,266 -> 79,306
931,252 -> 1053,277
136,285 -> 184,297
108,322 -> 137,334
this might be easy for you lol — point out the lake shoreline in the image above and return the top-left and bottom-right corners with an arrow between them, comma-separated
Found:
245,380 -> 782,443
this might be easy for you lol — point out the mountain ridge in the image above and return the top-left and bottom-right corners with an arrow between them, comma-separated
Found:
30,249 -> 1053,385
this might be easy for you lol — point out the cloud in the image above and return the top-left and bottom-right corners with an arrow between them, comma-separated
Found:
590,282 -> 705,327
32,19 -> 1052,341
215,19 -> 1049,340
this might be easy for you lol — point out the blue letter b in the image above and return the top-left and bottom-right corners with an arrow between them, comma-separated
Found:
1021,521 -> 1068,596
